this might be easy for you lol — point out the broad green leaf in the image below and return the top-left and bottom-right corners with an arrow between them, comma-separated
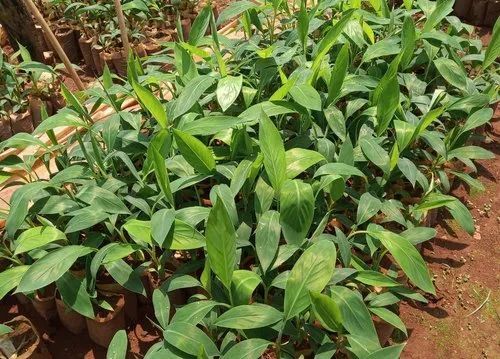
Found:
400,16 -> 416,69
310,291 -> 342,332
285,148 -> 325,179
365,343 -> 406,359
189,5 -> 211,46
362,37 -> 401,63
104,259 -> 146,296
448,146 -> 494,160
311,10 -> 355,82
123,219 -> 152,245
77,186 -> 129,215
173,75 -> 215,118
171,300 -> 219,325
183,116 -> 252,136
164,322 -> 219,357
205,195 -> 236,290
34,111 -> 87,135
106,330 -> 128,359
0,133 -> 47,151
451,172 -> 485,192
462,108 -> 493,133
6,182 -> 50,238
230,270 -> 261,306
356,193 -> 381,224
290,84 -> 322,111
259,112 -> 287,192
170,219 -> 206,250
255,210 -> 281,272
483,18 -> 500,69
401,227 -> 436,245
422,0 -> 454,33
331,286 -> 380,347
217,0 -> 256,25
152,147 -> 174,206
434,58 -> 467,89
397,158 -> 418,188
56,272 -> 94,319
324,105 -> 346,141
297,0 -> 309,52
327,43 -> 350,106
284,240 -> 337,320
151,208 -> 176,247
367,227 -> 435,294
14,226 -> 66,255
217,75 -> 243,112
17,245 -> 93,293
354,271 -> 400,287
369,307 -> 407,336
221,339 -> 271,359
419,193 -> 474,235
173,129 -> 216,174
360,138 -> 390,174
215,303 -> 282,329
153,288 -> 170,329
314,163 -> 365,179
376,74 -> 400,135
0,266 -> 29,300
131,80 -> 167,129
280,180 -> 314,246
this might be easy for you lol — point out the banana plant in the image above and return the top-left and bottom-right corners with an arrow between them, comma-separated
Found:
0,1 -> 498,358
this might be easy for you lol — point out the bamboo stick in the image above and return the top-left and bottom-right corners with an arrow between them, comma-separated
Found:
22,0 -> 85,91
114,0 -> 131,58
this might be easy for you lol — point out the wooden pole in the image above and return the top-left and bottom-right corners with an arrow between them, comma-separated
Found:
114,0 -> 130,58
22,0 -> 85,91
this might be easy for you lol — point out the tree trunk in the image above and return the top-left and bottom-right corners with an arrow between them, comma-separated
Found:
0,0 -> 47,61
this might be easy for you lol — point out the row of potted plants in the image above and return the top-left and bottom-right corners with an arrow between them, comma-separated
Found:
32,0 -> 206,75
0,46 -> 63,141
0,0 -> 498,357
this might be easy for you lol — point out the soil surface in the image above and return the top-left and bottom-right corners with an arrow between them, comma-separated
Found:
400,107 -> 500,358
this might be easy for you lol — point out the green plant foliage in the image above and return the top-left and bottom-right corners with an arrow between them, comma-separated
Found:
0,1 -> 498,358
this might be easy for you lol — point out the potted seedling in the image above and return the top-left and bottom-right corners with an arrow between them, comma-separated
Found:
0,316 -> 51,359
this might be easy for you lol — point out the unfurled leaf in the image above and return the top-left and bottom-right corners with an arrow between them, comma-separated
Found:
217,75 -> 243,112
331,286 -> 380,348
422,0 -> 454,33
255,210 -> 281,272
152,288 -> 170,329
214,304 -> 282,329
206,195 -> 236,290
310,291 -> 342,332
366,227 -> 435,294
327,43 -> 350,106
356,193 -> 382,224
434,58 -> 467,90
173,75 -> 215,118
290,84 -> 322,111
164,322 -> 219,357
280,179 -> 314,246
221,339 -> 271,359
17,245 -> 93,293
173,129 -> 215,174
259,112 -> 287,192
106,330 -> 128,359
483,18 -> 500,69
284,240 -> 336,320
14,226 -> 66,255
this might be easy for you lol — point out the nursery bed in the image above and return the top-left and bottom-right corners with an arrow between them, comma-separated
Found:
0,1 -> 500,358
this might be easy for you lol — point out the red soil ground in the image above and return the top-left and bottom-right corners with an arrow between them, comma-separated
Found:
400,106 -> 500,359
